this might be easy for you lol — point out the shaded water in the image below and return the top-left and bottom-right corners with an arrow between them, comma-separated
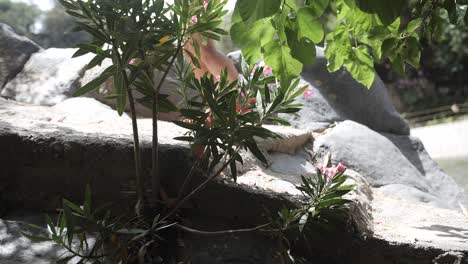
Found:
437,156 -> 468,191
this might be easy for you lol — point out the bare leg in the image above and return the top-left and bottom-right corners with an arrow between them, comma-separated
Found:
158,35 -> 239,121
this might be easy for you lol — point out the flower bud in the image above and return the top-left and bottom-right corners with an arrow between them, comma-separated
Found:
336,162 -> 346,173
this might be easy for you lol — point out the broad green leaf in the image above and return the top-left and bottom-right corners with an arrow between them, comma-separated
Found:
296,7 -> 324,43
305,0 -> 329,18
235,0 -> 282,21
405,18 -> 422,33
360,37 -> 383,60
230,19 -> 275,65
325,25 -> 351,72
404,37 -> 421,68
381,37 -> 399,59
344,46 -> 375,88
387,18 -> 401,33
355,0 -> 405,25
264,41 -> 303,89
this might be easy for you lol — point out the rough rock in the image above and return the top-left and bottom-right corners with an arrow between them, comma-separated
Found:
313,120 -> 467,209
0,214 -> 66,264
1,98 -> 467,263
0,24 -> 41,90
1,48 -> 93,105
227,48 -> 410,135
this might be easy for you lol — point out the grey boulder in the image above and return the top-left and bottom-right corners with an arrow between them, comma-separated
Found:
313,120 -> 466,208
0,24 -> 41,90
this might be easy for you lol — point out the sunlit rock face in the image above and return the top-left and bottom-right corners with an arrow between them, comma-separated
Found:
1,48 -> 93,105
0,23 -> 41,90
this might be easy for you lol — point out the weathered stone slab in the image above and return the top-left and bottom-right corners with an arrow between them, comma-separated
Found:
1,98 -> 467,263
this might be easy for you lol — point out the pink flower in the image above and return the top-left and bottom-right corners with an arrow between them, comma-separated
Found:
191,15 -> 198,24
215,75 -> 220,82
263,66 -> 273,76
236,105 -> 242,113
336,162 -> 346,173
203,0 -> 209,9
325,168 -> 336,179
246,98 -> 256,105
303,86 -> 313,99
319,166 -> 325,173
129,58 -> 137,65
205,115 -> 212,126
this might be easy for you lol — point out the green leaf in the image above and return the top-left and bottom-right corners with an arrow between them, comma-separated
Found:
245,140 -> 268,164
174,136 -> 194,142
229,159 -> 237,181
324,25 -> 351,72
116,228 -> 146,235
58,0 -> 80,10
298,213 -> 309,233
235,0 -> 282,21
184,48 -> 201,68
355,0 -> 405,25
318,198 -> 352,208
344,46 -> 375,88
63,199 -> 84,214
74,21 -> 110,42
381,37 -> 399,59
264,41 -> 303,89
74,65 -> 115,96
404,37 -> 421,68
305,0 -> 329,18
286,28 -> 316,66
230,19 -> 275,65
405,18 -> 422,33
63,204 -> 74,246
114,70 -> 128,116
86,54 -> 106,70
296,7 -> 324,43
84,185 -> 92,216
21,232 -> 50,242
266,117 -> 291,126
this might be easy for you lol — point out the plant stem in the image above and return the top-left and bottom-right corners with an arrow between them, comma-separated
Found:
126,83 -> 145,215
175,223 -> 271,235
112,41 -> 144,215
161,149 -> 240,222
151,44 -> 183,204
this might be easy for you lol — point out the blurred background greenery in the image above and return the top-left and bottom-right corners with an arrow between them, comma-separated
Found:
1,0 -> 467,123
